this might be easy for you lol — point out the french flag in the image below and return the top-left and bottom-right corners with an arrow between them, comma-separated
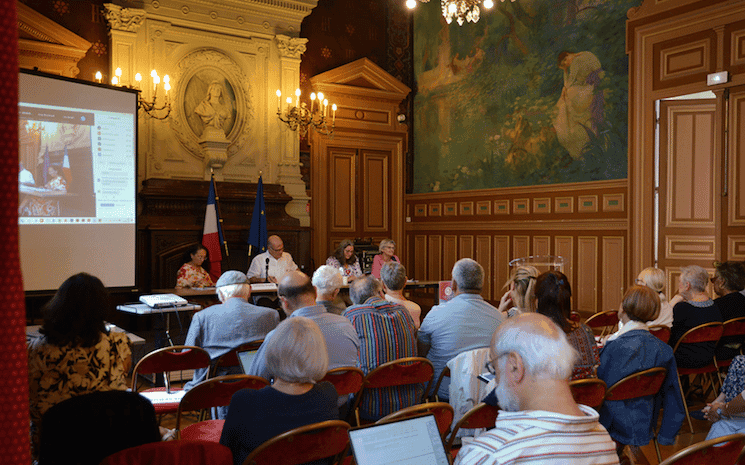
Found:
202,178 -> 224,282
62,146 -> 72,188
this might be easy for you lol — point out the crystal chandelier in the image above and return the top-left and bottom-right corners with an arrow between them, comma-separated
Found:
276,88 -> 336,138
407,0 -> 514,26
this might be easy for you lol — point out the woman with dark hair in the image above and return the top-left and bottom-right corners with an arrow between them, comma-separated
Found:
712,261 -> 745,360
28,272 -> 132,457
535,270 -> 599,380
176,243 -> 214,288
326,239 -> 362,282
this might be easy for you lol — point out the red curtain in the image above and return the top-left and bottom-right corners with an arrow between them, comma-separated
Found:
0,1 -> 31,463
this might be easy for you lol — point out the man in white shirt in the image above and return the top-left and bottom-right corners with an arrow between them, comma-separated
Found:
455,313 -> 618,465
247,235 -> 298,284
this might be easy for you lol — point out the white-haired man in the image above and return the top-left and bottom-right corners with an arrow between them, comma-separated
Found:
312,265 -> 347,315
418,258 -> 504,400
455,313 -> 618,465
184,270 -> 279,391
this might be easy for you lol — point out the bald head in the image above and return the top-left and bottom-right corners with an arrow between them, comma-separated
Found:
278,270 -> 316,313
491,313 -> 577,380
267,235 -> 284,259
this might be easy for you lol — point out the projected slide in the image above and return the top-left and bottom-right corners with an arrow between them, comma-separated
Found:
19,71 -> 138,292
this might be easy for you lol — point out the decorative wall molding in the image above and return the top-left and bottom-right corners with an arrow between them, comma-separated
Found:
103,4 -> 146,33
275,34 -> 307,59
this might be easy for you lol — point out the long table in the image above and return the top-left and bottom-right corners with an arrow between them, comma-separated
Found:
26,323 -> 145,346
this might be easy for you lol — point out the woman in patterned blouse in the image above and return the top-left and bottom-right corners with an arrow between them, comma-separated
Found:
326,239 -> 362,282
28,273 -> 132,458
176,243 -> 215,288
535,270 -> 600,380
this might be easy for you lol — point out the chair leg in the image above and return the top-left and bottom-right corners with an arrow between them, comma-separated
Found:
653,438 -> 661,463
677,373 -> 694,434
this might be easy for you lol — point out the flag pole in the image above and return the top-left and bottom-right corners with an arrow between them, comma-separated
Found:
210,170 -> 229,258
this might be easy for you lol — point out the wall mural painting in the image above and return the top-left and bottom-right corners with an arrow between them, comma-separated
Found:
413,0 -> 638,193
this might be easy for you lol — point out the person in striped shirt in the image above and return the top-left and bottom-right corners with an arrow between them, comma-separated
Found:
456,313 -> 619,465
342,275 -> 419,421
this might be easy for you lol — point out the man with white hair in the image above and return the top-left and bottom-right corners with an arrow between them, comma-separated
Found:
183,270 -> 279,390
456,313 -> 619,465
418,258 -> 504,400
312,265 -> 347,315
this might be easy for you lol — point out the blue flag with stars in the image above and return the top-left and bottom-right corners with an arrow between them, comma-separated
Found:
248,175 -> 267,253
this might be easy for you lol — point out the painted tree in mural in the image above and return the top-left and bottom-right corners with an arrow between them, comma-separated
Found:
413,0 -> 636,193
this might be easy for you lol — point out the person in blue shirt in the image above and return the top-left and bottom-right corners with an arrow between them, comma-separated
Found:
598,285 -> 685,460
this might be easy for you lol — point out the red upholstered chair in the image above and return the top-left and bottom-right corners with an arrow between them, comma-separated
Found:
658,432 -> 745,465
131,345 -> 212,418
604,367 -> 668,462
716,317 -> 745,372
649,325 -> 671,344
445,402 -> 499,455
569,378 -> 607,411
321,366 -> 365,398
209,340 -> 264,377
100,439 -> 233,465
376,402 -> 454,440
672,321 -> 724,433
240,420 -> 351,465
176,374 -> 269,442
585,310 -> 620,338
430,366 -> 451,402
350,357 -> 434,426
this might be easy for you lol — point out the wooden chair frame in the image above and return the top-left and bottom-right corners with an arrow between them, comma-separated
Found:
658,432 -> 745,465
445,402 -> 499,454
209,340 -> 264,378
649,325 -> 671,344
240,420 -> 351,465
585,310 -> 620,338
671,321 -> 723,434
604,367 -> 668,462
376,402 -> 454,440
568,377 -> 607,410
131,345 -> 212,393
431,366 -> 451,402
716,317 -> 745,372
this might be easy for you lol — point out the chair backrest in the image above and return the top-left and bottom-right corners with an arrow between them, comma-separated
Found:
376,402 -> 454,440
38,390 -> 161,465
362,357 -> 434,393
321,366 -> 365,396
569,378 -> 607,410
176,374 -> 269,431
210,340 -> 264,377
131,345 -> 212,391
722,317 -> 745,338
604,367 -> 668,402
672,322 -> 724,354
658,432 -> 745,465
431,366 -> 451,401
241,420 -> 351,465
649,325 -> 671,344
446,403 -> 499,452
585,310 -> 619,337
100,439 -> 233,465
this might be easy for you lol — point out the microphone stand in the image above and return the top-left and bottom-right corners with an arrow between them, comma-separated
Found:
265,257 -> 270,283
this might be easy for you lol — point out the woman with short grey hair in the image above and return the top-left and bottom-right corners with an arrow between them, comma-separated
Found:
219,317 -> 338,465
669,265 -> 722,369
372,238 -> 399,279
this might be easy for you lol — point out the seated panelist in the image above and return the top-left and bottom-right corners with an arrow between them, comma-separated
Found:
326,239 -> 362,282
175,244 -> 214,289
247,235 -> 298,284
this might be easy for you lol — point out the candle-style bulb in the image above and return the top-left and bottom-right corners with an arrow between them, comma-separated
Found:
332,104 -> 337,111
111,76 -> 118,85
286,97 -> 292,104
317,92 -> 324,101
150,69 -> 158,78
295,88 -> 301,97
323,99 -> 328,107
310,93 -> 316,101
115,68 -> 122,77
276,89 -> 282,97
95,71 -> 102,82
163,75 -> 170,83
135,73 -> 142,82
164,82 -> 171,93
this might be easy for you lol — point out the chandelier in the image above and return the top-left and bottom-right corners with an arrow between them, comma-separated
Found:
407,0 -> 514,26
276,88 -> 336,138
101,68 -> 173,120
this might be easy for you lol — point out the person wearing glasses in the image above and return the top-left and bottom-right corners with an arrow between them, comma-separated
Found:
176,243 -> 214,289
247,235 -> 298,284
371,239 -> 399,279
712,261 -> 745,361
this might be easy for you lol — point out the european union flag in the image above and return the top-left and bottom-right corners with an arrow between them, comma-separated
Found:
247,175 -> 267,254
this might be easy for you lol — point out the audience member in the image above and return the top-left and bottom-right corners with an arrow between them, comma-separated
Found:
175,244 -> 214,289
381,262 -> 421,327
28,273 -> 132,458
183,270 -> 278,393
326,239 -> 362,282
535,270 -> 599,380
343,275 -> 418,420
220,317 -> 338,465
247,271 -> 359,386
713,261 -> 745,360
419,258 -> 504,400
312,265 -> 347,315
371,238 -> 399,279
497,265 -> 539,318
703,354 -> 745,440
597,285 -> 684,461
669,265 -> 722,369
247,235 -> 298,284
634,267 -> 675,328
455,313 -> 618,465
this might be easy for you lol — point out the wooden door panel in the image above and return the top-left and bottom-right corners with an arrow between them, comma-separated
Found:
361,149 -> 390,232
329,148 -> 356,232
725,87 -> 745,260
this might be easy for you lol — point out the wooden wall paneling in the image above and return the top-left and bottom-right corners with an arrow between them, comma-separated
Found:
476,235 -> 493,300
652,30 -> 717,91
513,236 -> 529,261
443,235 -> 458,279
428,235 -> 443,282
533,236 -> 551,257
725,87 -> 745,260
555,236 -> 574,293
330,148 -> 356,232
362,149 -> 390,232
414,235 -> 427,280
601,236 -> 625,313
494,236 -> 510,300
460,235 -> 474,259
577,237 -> 598,314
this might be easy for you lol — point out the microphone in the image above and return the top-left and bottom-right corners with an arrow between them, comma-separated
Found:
392,256 -> 399,262
265,257 -> 270,283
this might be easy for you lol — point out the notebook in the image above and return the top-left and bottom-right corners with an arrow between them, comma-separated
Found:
349,413 -> 450,465
237,349 -> 259,374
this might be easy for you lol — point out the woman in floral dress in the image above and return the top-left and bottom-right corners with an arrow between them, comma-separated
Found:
175,244 -> 214,288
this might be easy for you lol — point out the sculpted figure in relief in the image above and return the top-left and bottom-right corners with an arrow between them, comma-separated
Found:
194,81 -> 232,135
